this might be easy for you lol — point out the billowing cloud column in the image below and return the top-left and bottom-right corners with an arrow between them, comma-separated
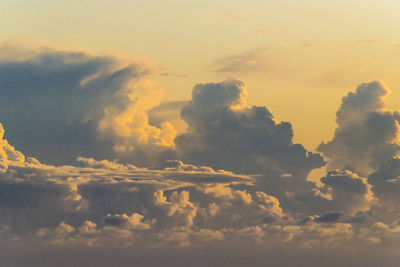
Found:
0,47 -> 176,166
318,81 -> 400,174
175,79 -> 325,179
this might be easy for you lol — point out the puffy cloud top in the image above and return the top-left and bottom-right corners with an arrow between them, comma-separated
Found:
336,81 -> 388,130
190,79 -> 248,110
319,170 -> 374,215
176,79 -> 325,178
0,48 -> 175,166
318,81 -> 400,174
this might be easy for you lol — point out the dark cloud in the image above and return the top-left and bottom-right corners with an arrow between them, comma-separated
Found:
314,212 -> 343,223
318,170 -> 374,215
368,157 -> 400,211
0,48 -> 176,167
0,135 -> 394,267
1,44 -> 400,265
0,100 -> 397,266
175,79 -> 325,179
318,81 -> 400,174
277,169 -> 374,217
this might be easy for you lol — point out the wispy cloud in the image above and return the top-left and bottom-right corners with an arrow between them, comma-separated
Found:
287,9 -> 336,18
212,48 -> 268,73
254,28 -> 275,34
223,13 -> 252,22
363,39 -> 385,44
157,67 -> 187,78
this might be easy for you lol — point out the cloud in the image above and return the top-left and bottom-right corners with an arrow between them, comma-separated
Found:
287,9 -> 336,18
175,79 -> 325,179
318,81 -> 400,174
368,157 -> 400,211
254,28 -> 275,34
0,46 -> 176,167
363,39 -> 384,44
0,110 -> 398,266
1,43 -> 400,265
212,48 -> 270,73
317,170 -> 374,215
313,212 -> 343,223
0,123 -> 293,250
148,101 -> 188,134
223,13 -> 252,22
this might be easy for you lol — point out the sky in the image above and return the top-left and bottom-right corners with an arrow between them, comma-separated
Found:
3,0 -> 400,149
1,1 -> 400,266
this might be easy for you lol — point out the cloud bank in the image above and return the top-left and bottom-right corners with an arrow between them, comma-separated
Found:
0,46 -> 400,266
0,123 -> 398,267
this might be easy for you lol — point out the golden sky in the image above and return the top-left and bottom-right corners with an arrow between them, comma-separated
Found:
3,0 -> 400,150
2,3 -> 400,266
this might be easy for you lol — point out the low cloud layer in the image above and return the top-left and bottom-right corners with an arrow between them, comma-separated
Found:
0,123 -> 399,266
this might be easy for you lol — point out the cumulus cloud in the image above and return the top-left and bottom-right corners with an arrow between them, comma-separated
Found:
148,101 -> 188,134
0,122 -> 301,254
368,157 -> 400,211
318,81 -> 400,174
316,170 -> 375,215
1,43 -> 400,265
0,46 -> 176,167
0,107 -> 398,266
175,79 -> 325,179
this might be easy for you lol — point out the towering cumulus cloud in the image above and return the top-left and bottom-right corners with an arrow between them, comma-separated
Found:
318,81 -> 400,174
175,79 -> 325,179
0,46 -> 176,166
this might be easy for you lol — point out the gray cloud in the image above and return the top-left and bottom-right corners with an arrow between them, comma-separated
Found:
0,47 -> 176,167
317,170 -> 374,215
175,79 -> 325,179
368,157 -> 400,211
313,212 -> 343,223
0,127 -> 393,263
148,101 -> 188,134
1,44 -> 400,265
0,108 -> 398,266
318,81 -> 400,174
213,48 -> 271,73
